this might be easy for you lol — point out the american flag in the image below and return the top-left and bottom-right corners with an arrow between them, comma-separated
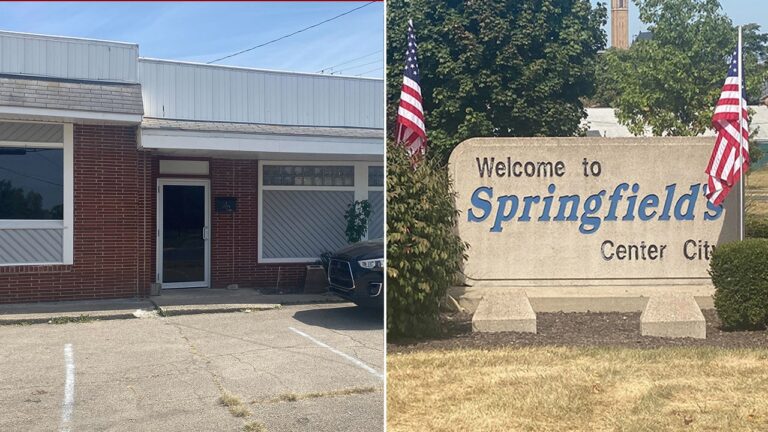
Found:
705,47 -> 749,205
395,20 -> 427,157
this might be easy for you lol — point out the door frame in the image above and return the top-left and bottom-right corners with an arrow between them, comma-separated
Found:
156,178 -> 211,289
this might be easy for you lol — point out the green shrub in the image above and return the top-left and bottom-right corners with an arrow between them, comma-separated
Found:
745,214 -> 768,239
710,239 -> 768,330
386,142 -> 468,338
344,200 -> 372,243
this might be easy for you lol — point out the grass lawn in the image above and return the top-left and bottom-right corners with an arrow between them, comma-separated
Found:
388,347 -> 768,432
747,167 -> 768,217
748,166 -> 768,190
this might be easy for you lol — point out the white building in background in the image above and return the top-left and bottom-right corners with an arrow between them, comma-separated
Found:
0,29 -> 384,303
584,106 -> 768,143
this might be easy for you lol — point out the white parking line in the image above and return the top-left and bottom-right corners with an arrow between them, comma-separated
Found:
60,343 -> 75,432
288,327 -> 384,380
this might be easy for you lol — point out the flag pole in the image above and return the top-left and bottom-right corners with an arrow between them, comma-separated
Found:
738,25 -> 745,241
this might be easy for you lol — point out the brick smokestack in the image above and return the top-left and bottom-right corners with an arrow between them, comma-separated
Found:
612,0 -> 629,49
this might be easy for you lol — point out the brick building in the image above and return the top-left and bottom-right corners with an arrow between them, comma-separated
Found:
0,30 -> 384,303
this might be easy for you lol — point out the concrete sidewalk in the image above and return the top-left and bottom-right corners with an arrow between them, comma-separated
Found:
0,288 -> 345,324
151,288 -> 344,316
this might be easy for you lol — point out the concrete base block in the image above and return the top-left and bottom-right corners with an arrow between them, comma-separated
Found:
640,294 -> 706,339
472,290 -> 537,333
450,285 -> 715,313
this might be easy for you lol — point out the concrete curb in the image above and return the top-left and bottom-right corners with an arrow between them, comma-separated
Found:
0,294 -> 347,325
277,297 -> 347,306
153,303 -> 281,317
0,310 -> 152,326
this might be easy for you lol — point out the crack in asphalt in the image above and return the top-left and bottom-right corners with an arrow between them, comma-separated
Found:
126,385 -> 143,409
250,386 -> 382,405
228,353 -> 260,375
294,327 -> 384,374
171,320 -> 379,373
165,320 -> 260,429
70,362 -> 210,391
226,352 -> 287,391
325,327 -> 382,351
165,320 -> 226,395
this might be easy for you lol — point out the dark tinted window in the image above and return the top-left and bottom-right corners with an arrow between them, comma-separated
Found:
368,166 -> 384,187
0,147 -> 63,220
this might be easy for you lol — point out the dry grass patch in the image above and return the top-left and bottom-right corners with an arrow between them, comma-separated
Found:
243,421 -> 267,432
747,167 -> 768,217
747,201 -> 768,217
388,347 -> 768,432
279,393 -> 299,402
748,166 -> 768,190
218,392 -> 242,408
219,391 -> 251,417
254,386 -> 379,404
228,404 -> 252,418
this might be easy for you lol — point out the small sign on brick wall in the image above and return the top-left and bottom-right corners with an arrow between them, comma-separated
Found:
215,197 -> 237,213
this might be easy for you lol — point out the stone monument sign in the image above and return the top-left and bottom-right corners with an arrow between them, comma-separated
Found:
449,137 -> 740,288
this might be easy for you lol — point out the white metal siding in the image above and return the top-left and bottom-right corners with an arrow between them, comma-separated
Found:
368,191 -> 384,240
0,229 -> 63,264
262,190 -> 353,259
0,121 -> 63,142
139,59 -> 384,129
0,31 -> 138,83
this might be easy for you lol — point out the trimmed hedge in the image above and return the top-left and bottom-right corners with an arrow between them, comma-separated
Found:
746,215 -> 768,239
710,239 -> 768,330
386,142 -> 467,338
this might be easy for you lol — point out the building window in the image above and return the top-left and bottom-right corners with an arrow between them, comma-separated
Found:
260,163 -> 357,262
259,161 -> 384,262
262,165 -> 354,187
0,147 -> 64,220
0,121 -> 72,266
368,166 -> 384,187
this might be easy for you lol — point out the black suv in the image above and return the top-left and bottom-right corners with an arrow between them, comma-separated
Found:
326,239 -> 384,308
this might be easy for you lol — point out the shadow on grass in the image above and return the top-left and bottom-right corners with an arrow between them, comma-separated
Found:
387,312 -> 473,346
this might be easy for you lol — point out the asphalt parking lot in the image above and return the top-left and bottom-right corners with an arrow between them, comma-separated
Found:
0,303 -> 384,432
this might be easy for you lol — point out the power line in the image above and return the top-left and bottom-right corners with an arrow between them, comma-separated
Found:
332,59 -> 382,75
208,2 -> 377,64
355,66 -> 383,77
34,150 -> 61,169
0,165 -> 62,187
317,49 -> 383,73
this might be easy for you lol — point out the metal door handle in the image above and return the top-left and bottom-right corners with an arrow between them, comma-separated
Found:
202,227 -> 209,240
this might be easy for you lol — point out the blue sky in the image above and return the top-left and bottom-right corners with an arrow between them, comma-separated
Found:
592,0 -> 768,47
0,2 -> 384,77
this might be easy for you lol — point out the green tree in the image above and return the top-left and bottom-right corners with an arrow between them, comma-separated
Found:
603,0 -> 768,136
387,0 -> 608,163
387,142 -> 468,338
0,180 -> 51,219
343,200 -> 372,243
588,50 -> 625,108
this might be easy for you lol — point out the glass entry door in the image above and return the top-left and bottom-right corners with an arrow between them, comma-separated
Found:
158,179 -> 210,288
